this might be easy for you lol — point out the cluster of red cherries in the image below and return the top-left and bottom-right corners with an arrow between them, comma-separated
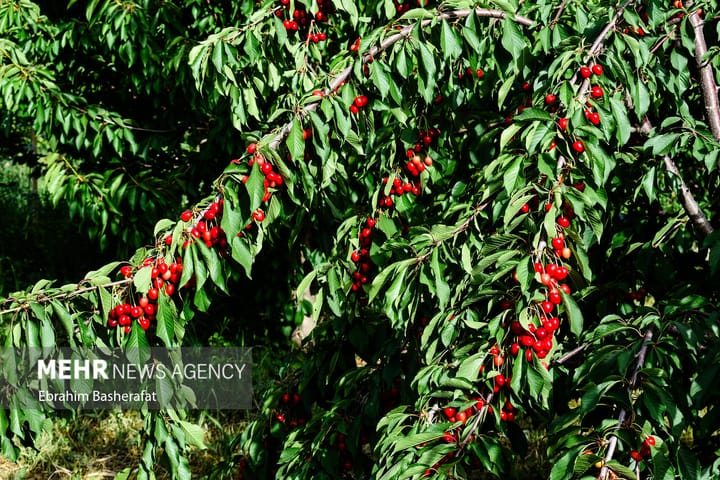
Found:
111,257 -> 184,333
180,199 -> 229,255
276,0 -> 333,41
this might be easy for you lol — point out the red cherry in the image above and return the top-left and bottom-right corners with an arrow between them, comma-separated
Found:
443,432 -> 455,443
541,301 -> 554,314
591,85 -> 603,98
120,265 -> 133,278
572,140 -> 585,153
557,216 -> 571,228
443,407 -> 457,419
579,66 -> 591,78
456,411 -> 468,423
123,325 -> 131,334
545,94 -> 557,105
548,289 -> 562,305
180,210 -> 192,222
520,203 -> 530,213
644,436 -> 656,447
525,349 -> 533,362
589,112 -> 600,125
349,104 -> 359,114
551,237 -> 564,250
630,450 -> 643,461
247,143 -> 257,154
591,64 -> 603,76
558,117 -> 568,131
107,318 -> 118,328
351,251 -> 361,263
555,266 -> 569,280
253,209 -> 265,222
165,284 -> 176,296
148,288 -> 159,301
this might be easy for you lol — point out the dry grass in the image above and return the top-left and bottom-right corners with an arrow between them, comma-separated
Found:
0,410 -> 247,480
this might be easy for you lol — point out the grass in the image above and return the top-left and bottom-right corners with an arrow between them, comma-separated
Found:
0,410 -> 248,479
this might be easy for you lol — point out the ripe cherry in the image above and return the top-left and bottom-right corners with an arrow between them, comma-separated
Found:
545,94 -> 557,105
551,237 -> 564,250
558,117 -> 568,130
247,143 -> 257,154
644,436 -> 656,447
520,203 -> 530,213
456,411 -> 468,423
579,66 -> 592,78
351,251 -> 361,263
349,104 -> 359,114
120,265 -> 133,278
443,407 -> 456,419
253,209 -> 266,222
591,85 -> 603,98
589,111 -> 600,125
148,288 -> 159,301
541,301 -> 554,314
630,450 -> 643,461
572,140 -> 585,153
557,216 -> 571,228
180,210 -> 192,222
591,64 -> 603,76
443,432 -> 455,443
548,289 -> 562,305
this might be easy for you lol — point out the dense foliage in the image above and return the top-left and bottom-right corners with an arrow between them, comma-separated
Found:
1,0 -> 719,479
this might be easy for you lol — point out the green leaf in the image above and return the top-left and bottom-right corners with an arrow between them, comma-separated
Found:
609,96 -> 631,145
645,133 -> 681,156
246,162 -> 265,213
286,118 -> 305,161
369,259 -> 416,303
440,20 -> 462,59
155,295 -> 177,347
501,16 -> 526,60
560,289 -> 583,337
133,266 -> 153,294
230,235 -> 253,278
124,324 -> 150,366
370,62 -> 392,99
177,420 -> 206,449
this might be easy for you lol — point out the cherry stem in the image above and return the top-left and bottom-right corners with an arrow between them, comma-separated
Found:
598,329 -> 654,480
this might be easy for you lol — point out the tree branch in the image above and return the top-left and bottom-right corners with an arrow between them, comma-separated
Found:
688,6 -> 720,141
269,7 -> 533,150
663,155 -> 714,236
0,278 -> 134,317
598,329 -> 654,480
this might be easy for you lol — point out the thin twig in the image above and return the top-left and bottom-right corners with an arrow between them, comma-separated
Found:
554,343 -> 586,365
549,0 -> 570,29
599,329 -> 654,480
